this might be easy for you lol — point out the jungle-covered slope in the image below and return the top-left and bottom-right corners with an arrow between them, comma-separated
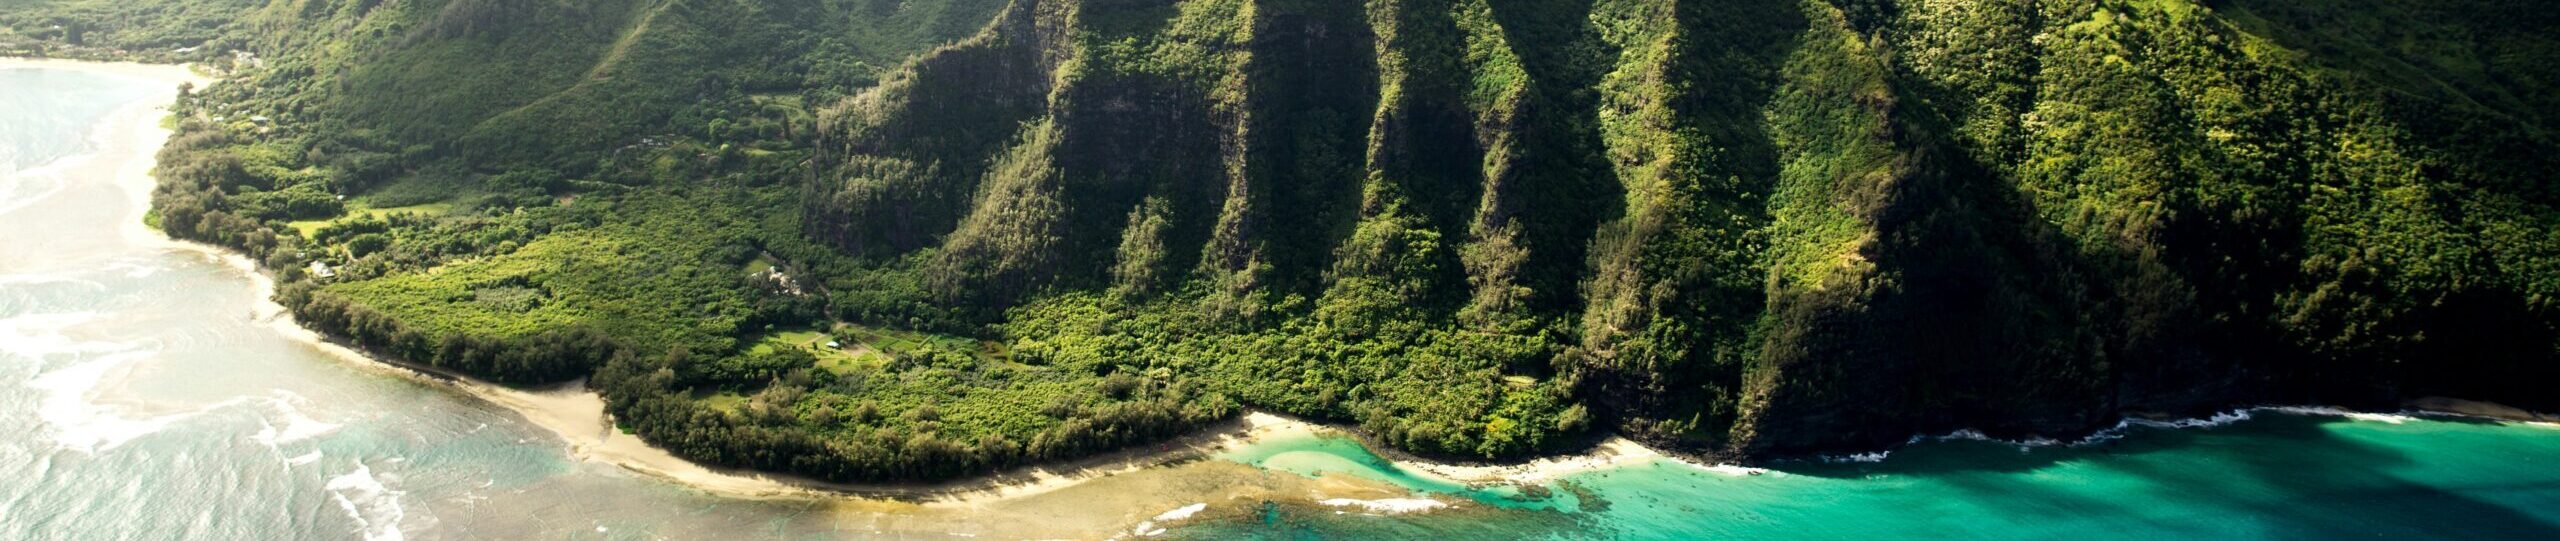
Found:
803,0 -> 2560,460
5,0 -> 2552,482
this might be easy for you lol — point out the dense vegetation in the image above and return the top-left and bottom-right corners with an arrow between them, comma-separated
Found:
807,0 -> 2560,459
8,0 -> 2552,481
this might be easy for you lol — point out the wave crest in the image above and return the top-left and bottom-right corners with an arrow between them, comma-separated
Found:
325,462 -> 409,541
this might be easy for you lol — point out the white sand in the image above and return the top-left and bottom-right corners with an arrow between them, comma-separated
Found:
1392,436 -> 1681,485
2407,397 -> 2557,424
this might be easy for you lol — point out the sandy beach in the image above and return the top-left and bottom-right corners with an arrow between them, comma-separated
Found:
1392,436 -> 1693,484
2407,396 -> 2559,425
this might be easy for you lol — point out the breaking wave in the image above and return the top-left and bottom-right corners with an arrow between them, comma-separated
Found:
249,390 -> 344,448
325,461 -> 408,541
1812,405 -> 2432,464
25,351 -> 203,453
1318,497 -> 1449,515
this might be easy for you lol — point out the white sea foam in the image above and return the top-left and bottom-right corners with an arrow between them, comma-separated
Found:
1823,451 -> 1891,463
1129,503 -> 1207,537
2126,409 -> 2254,430
1151,503 -> 1207,522
12,310 -> 349,456
0,149 -> 84,217
2261,406 -> 2414,424
1940,429 -> 1993,442
325,462 -> 408,541
0,273 -> 109,294
254,391 -> 344,446
1887,404 -> 2427,457
101,259 -> 161,278
1318,498 -> 1448,514
8,310 -> 325,453
26,351 -> 197,453
1701,464 -> 1771,477
0,311 -> 124,360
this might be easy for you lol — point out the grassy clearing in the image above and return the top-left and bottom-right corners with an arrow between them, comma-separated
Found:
747,328 -> 882,375
288,201 -> 457,237
693,389 -> 748,414
833,323 -> 1004,361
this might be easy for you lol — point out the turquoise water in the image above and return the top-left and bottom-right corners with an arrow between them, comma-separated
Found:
1196,413 -> 2560,539
7,64 -> 2560,540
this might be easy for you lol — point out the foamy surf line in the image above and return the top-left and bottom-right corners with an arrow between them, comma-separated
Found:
1320,497 -> 1448,515
3,309 -> 195,453
27,351 -> 196,453
251,390 -> 346,448
1129,503 -> 1209,537
0,130 -> 101,217
26,355 -> 341,455
325,461 -> 410,541
7,308 -> 345,455
1815,405 -> 2435,464
0,311 -> 125,360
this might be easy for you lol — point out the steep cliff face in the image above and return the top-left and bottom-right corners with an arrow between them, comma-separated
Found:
810,0 -> 2560,459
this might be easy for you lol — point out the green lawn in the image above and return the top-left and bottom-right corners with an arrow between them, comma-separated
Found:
287,201 -> 457,237
740,324 -> 1011,377
833,324 -> 1003,360
693,390 -> 748,414
747,328 -> 883,375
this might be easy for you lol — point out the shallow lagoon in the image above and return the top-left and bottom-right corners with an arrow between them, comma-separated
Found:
1197,411 -> 2560,539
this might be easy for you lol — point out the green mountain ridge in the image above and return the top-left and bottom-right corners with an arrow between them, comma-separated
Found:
5,0 -> 2553,482
806,0 -> 2560,458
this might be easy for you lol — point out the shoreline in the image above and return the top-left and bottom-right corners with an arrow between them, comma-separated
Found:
2404,396 -> 2559,425
31,54 -> 2560,511
0,56 -> 214,84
